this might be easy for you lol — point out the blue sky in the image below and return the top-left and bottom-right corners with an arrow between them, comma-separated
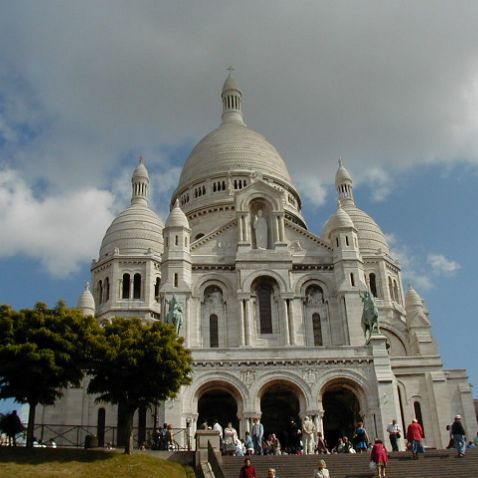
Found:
1,2 -> 478,415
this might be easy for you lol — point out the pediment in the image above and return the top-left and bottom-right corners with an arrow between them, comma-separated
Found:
234,178 -> 285,212
285,219 -> 333,255
190,219 -> 238,256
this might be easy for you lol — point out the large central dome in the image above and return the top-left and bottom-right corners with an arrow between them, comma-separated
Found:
178,121 -> 292,187
175,73 -> 295,195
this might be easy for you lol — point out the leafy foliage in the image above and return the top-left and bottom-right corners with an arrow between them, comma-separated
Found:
87,317 -> 192,453
0,302 -> 100,447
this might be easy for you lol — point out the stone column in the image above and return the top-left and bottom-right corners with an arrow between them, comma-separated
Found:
238,213 -> 244,242
238,299 -> 245,346
283,299 -> 291,345
245,298 -> 254,345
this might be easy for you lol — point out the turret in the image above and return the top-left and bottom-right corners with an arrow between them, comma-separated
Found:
161,199 -> 192,290
405,285 -> 438,355
77,282 -> 95,317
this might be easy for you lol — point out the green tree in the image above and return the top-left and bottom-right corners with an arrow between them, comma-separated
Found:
87,317 -> 192,454
0,302 -> 99,448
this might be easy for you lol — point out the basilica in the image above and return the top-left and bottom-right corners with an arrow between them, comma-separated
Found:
38,73 -> 475,450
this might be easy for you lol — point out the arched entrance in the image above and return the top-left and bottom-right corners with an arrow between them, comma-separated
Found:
322,386 -> 362,449
198,389 -> 239,431
260,382 -> 302,453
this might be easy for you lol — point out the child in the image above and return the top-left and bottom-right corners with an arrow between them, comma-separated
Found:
370,439 -> 388,478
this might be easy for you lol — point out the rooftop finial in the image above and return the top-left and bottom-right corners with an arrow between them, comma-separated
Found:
221,69 -> 245,125
338,156 -> 343,167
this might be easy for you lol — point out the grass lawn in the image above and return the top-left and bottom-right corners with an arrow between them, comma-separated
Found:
0,447 -> 195,478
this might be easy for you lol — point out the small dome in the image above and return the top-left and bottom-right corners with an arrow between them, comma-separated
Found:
99,203 -> 164,258
165,200 -> 189,228
335,159 -> 352,186
342,205 -> 390,255
323,204 -> 354,239
222,73 -> 241,93
133,157 -> 149,179
405,285 -> 423,308
77,283 -> 95,316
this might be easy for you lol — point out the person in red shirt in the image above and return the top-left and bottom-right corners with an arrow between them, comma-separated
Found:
239,457 -> 257,478
406,418 -> 425,459
370,439 -> 389,478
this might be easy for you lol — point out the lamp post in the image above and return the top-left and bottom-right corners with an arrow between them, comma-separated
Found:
186,417 -> 191,451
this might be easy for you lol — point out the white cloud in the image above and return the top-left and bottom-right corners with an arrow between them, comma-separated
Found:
1,2 -> 478,196
294,174 -> 328,208
427,254 -> 461,276
386,233 -> 433,291
0,169 -> 115,277
358,167 -> 392,202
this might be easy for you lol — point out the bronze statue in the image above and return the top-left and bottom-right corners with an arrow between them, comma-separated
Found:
360,290 -> 379,341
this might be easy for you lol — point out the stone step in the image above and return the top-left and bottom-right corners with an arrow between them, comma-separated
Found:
221,448 -> 478,478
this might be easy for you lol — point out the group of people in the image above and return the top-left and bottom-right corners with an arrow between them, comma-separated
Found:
150,423 -> 175,450
238,457 -> 331,478
236,414 -> 474,478
0,410 -> 24,446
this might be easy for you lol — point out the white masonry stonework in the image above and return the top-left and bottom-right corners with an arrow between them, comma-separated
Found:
39,74 -> 476,450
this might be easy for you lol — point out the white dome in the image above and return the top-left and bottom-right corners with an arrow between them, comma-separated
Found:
133,158 -> 149,179
165,200 -> 189,228
405,285 -> 423,308
77,283 -> 95,316
323,205 -> 354,239
99,203 -> 164,258
177,121 -> 293,190
335,160 -> 352,186
342,205 -> 390,255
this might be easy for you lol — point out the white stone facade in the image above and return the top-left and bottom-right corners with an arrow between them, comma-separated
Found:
39,74 -> 476,450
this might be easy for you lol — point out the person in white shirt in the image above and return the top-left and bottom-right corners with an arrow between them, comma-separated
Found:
386,419 -> 401,452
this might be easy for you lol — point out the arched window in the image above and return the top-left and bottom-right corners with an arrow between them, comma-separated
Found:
393,280 -> 400,304
257,282 -> 273,334
388,277 -> 394,301
370,273 -> 377,297
312,313 -> 323,346
350,273 -> 355,287
98,280 -> 103,305
133,273 -> 141,299
122,273 -> 130,299
210,314 -> 219,348
105,277 -> 110,302
154,277 -> 161,302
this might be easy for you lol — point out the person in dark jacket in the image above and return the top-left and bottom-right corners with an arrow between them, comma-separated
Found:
451,415 -> 466,457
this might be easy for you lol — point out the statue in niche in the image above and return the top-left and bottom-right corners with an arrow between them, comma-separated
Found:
206,287 -> 222,306
253,209 -> 268,249
307,287 -> 323,306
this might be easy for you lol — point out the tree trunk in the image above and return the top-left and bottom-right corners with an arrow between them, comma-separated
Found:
26,402 -> 37,449
124,407 -> 136,455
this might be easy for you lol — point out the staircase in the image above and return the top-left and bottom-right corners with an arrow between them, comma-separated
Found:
221,448 -> 478,478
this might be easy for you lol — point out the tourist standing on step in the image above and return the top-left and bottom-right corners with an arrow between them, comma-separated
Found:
370,439 -> 388,478
386,419 -> 401,452
312,458 -> 330,478
406,418 -> 424,459
239,457 -> 257,478
352,421 -> 369,452
451,414 -> 466,457
224,421 -> 239,455
302,416 -> 316,454
252,417 -> 264,455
